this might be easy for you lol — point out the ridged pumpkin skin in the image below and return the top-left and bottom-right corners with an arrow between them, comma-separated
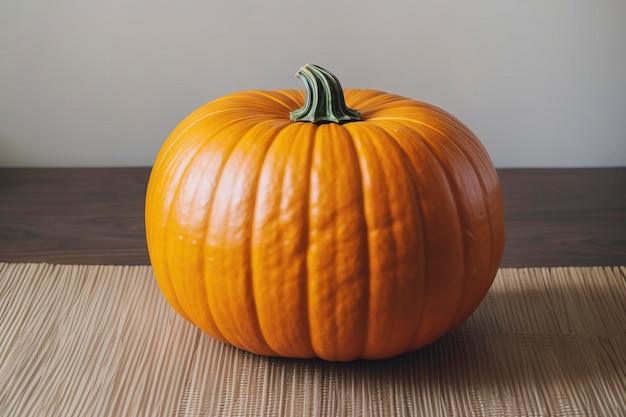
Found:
145,69 -> 505,361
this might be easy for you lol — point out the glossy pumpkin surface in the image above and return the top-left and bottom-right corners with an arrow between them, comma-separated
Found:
145,65 -> 505,361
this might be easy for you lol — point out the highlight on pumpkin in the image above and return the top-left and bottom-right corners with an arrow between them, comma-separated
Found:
145,64 -> 505,361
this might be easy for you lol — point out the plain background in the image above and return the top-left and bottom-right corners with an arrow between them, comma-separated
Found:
1,0 -> 625,168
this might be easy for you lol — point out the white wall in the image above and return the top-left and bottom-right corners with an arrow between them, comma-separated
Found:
1,0 -> 625,168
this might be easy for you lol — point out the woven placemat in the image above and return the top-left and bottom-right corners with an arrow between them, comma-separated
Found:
1,263 -> 625,416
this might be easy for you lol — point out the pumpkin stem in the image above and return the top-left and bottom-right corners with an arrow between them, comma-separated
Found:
290,64 -> 361,125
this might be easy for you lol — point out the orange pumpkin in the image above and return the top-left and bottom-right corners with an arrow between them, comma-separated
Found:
145,64 -> 505,361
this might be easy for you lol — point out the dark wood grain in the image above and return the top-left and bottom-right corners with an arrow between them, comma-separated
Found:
498,168 -> 625,267
0,168 -> 150,265
1,167 -> 624,267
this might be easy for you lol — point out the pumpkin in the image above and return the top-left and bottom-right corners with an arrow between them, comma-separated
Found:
145,64 -> 505,361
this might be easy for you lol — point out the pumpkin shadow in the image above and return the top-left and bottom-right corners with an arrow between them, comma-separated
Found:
255,268 -> 626,411
184,268 -> 625,414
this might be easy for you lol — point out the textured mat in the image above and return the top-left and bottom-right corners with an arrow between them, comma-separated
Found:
1,263 -> 625,416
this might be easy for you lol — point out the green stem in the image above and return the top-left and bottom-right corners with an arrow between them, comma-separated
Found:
289,64 -> 361,125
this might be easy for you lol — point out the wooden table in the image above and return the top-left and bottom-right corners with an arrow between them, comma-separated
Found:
1,167 -> 625,267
